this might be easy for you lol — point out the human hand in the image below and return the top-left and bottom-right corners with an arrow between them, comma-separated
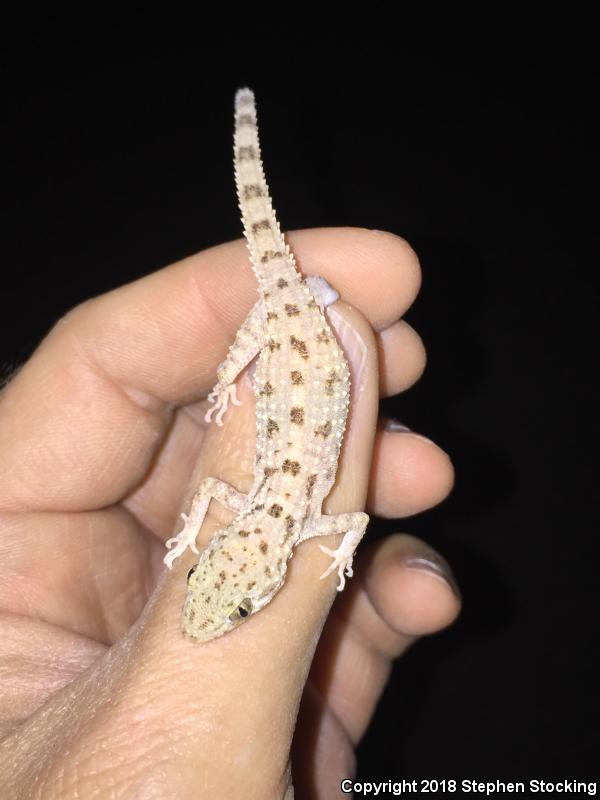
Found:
0,228 -> 459,799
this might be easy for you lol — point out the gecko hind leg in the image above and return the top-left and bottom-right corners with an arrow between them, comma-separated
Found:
163,477 -> 248,569
205,299 -> 265,426
299,511 -> 369,591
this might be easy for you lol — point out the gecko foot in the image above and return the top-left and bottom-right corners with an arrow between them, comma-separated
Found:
319,544 -> 355,592
163,513 -> 201,569
204,383 -> 242,426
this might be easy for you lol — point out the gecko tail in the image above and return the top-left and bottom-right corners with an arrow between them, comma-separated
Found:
235,87 -> 255,108
233,88 -> 299,286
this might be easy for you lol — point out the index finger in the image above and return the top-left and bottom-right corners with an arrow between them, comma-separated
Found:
0,227 -> 417,513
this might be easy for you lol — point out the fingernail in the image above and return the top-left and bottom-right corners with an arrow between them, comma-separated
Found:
383,418 -> 411,432
369,228 -> 403,241
383,420 -> 437,447
404,554 -> 460,598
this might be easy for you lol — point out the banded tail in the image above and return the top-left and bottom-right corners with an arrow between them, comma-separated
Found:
234,88 -> 299,287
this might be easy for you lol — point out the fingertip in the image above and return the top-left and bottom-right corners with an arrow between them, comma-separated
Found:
369,230 -> 422,309
288,227 -> 422,329
366,534 -> 461,638
378,320 -> 427,396
369,431 -> 455,518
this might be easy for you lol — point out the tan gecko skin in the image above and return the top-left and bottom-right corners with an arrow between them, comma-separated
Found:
163,88 -> 369,641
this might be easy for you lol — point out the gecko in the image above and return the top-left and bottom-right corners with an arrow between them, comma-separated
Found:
163,88 -> 369,642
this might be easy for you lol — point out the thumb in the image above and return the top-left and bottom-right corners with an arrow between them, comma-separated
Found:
122,301 -> 379,798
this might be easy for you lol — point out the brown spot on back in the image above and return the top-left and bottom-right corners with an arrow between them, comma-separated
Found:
282,459 -> 301,476
290,370 -> 304,384
267,419 -> 279,438
238,530 -> 251,537
307,297 -> 318,309
325,369 -> 339,395
285,304 -> 300,316
247,581 -> 256,590
260,250 -> 283,263
254,528 -> 262,534
251,219 -> 271,234
264,466 -> 278,477
259,541 -> 268,554
266,311 -> 278,322
277,278 -> 288,289
290,336 -> 309,359
259,381 -> 275,396
265,565 -> 272,577
315,421 -> 332,438
316,329 -> 331,344
285,515 -> 295,532
306,474 -> 318,499
242,183 -> 264,199
290,407 -> 304,425
237,145 -> 257,160
219,571 -> 226,581
266,339 -> 281,351
269,503 -> 283,517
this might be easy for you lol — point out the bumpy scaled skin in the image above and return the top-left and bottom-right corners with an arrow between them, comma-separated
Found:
164,88 -> 369,642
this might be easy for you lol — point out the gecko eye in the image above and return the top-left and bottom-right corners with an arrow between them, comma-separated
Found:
187,566 -> 197,582
230,598 -> 253,622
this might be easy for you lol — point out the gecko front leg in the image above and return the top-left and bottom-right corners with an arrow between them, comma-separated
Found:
163,477 -> 249,568
299,511 -> 369,591
205,298 -> 265,425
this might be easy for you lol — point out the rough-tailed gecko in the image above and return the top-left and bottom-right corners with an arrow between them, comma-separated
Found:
163,88 -> 369,641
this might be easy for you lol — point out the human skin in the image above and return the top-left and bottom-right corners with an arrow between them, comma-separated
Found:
0,227 -> 459,799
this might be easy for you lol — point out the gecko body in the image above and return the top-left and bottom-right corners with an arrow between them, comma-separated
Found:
164,89 -> 369,641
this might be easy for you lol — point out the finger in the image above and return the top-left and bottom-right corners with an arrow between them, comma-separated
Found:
0,506 -> 163,642
0,611 -> 105,736
123,401 -> 208,539
292,228 -> 421,332
377,319 -> 426,396
0,228 -> 418,514
308,534 -> 461,745
367,425 -> 455,518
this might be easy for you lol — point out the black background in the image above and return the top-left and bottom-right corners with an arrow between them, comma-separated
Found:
3,9 -> 598,786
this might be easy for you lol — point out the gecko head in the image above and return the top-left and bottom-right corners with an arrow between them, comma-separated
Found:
180,535 -> 285,642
